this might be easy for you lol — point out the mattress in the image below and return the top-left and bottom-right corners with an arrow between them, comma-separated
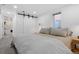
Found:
13,34 -> 72,54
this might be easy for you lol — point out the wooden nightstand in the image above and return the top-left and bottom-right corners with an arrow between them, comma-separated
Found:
71,36 -> 79,53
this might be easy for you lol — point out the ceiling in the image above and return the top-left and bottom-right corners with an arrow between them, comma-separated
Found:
0,4 -> 70,16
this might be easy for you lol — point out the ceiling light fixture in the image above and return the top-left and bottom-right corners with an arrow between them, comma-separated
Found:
17,11 -> 38,18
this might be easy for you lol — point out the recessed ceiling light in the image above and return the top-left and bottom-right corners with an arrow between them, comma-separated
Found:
13,5 -> 18,9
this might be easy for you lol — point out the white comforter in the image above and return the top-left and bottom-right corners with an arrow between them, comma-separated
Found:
13,34 -> 72,54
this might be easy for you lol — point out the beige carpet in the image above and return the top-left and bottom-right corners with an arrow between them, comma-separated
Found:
0,35 -> 16,54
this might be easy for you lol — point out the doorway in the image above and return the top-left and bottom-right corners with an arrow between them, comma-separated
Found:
3,16 -> 13,36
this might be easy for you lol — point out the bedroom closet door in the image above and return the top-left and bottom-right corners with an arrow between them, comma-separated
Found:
3,16 -> 13,36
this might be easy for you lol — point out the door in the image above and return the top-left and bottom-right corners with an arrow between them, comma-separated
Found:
3,16 -> 13,36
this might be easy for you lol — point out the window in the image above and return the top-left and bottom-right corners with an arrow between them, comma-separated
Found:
53,12 -> 61,28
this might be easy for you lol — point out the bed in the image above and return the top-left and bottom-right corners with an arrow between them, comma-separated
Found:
12,34 -> 72,54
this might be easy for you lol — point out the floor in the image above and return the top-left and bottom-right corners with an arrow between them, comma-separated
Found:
0,35 -> 16,54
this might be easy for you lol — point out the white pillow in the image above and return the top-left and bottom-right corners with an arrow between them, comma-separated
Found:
60,28 -> 73,36
40,28 -> 50,34
50,28 -> 68,37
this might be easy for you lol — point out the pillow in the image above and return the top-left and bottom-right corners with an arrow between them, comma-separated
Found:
60,28 -> 73,36
50,28 -> 68,37
40,28 -> 50,34
67,30 -> 73,36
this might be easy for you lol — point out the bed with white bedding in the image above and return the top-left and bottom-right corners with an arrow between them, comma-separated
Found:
12,34 -> 72,54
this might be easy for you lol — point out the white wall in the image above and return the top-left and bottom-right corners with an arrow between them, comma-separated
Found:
61,5 -> 79,35
37,5 -> 79,36
61,5 -> 79,28
38,5 -> 79,28
38,14 -> 53,28
0,15 -> 3,39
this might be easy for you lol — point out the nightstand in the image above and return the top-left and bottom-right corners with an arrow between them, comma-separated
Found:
71,36 -> 79,53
